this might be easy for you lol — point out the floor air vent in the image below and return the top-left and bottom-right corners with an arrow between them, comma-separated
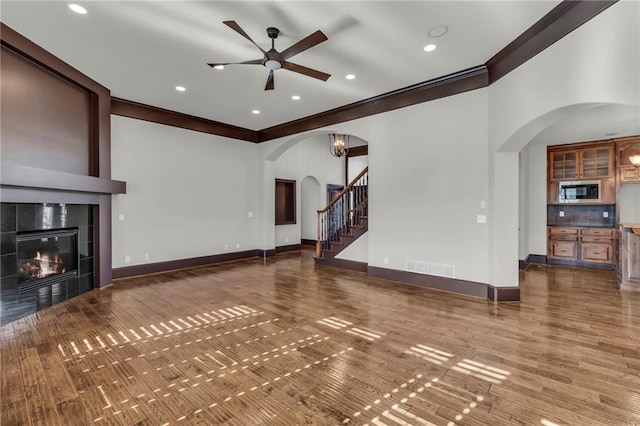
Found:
406,260 -> 455,278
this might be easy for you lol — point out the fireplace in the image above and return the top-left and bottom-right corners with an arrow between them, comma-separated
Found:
17,228 -> 79,293
1,203 -> 94,325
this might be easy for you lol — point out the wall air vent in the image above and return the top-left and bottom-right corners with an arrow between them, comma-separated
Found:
406,260 -> 455,278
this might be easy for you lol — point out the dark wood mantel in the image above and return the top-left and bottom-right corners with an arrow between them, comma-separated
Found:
1,165 -> 126,195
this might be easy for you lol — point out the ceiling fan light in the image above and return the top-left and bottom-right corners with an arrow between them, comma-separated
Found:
264,59 -> 281,70
630,155 -> 640,166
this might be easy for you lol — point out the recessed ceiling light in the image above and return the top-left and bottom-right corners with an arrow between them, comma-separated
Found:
428,25 -> 449,38
175,86 -> 186,92
291,95 -> 301,101
346,74 -> 356,80
214,65 -> 224,70
252,110 -> 260,115
68,4 -> 87,14
424,44 -> 437,52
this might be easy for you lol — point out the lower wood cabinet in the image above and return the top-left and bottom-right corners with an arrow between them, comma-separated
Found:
548,226 -> 614,267
581,243 -> 613,263
549,240 -> 579,260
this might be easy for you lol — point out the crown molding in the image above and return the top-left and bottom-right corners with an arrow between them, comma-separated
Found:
108,0 -> 617,142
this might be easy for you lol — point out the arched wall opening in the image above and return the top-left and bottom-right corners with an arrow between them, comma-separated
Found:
491,102 -> 640,287
259,130 -> 369,251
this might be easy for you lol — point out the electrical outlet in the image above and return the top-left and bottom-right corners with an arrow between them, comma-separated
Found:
603,212 -> 609,218
224,245 -> 229,250
236,243 -> 240,249
144,253 -> 150,261
384,257 -> 389,264
248,212 -> 253,218
285,237 -> 289,243
480,200 -> 487,209
559,211 -> 565,217
118,214 -> 125,221
125,256 -> 130,263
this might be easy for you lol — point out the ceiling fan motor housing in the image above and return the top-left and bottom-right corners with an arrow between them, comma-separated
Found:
266,27 -> 280,39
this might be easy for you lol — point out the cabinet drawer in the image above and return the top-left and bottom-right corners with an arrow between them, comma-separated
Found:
581,228 -> 614,237
582,236 -> 612,243
548,227 -> 579,236
581,243 -> 613,264
549,241 -> 579,260
550,235 -> 579,242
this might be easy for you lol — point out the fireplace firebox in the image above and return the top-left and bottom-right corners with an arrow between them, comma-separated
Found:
16,228 -> 79,293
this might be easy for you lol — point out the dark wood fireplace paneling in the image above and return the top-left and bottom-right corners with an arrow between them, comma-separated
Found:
0,23 -> 123,294
1,45 -> 91,175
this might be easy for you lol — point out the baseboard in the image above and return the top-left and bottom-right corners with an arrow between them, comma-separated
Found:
367,266 -> 521,302
487,286 -> 520,302
112,249 -> 259,279
255,249 -> 276,258
314,257 -> 368,273
275,243 -> 302,254
529,254 -> 547,265
301,239 -> 316,246
520,254 -> 548,269
367,266 -> 489,299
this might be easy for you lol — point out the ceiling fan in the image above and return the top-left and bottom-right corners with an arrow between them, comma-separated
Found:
208,21 -> 331,91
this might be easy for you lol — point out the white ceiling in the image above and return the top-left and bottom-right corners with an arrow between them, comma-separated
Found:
1,1 -> 562,131
3,1 -> 639,143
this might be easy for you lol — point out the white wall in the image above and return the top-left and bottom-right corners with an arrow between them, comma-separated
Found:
527,144 -> 548,256
518,147 -> 529,260
111,116 -> 258,268
300,176 -> 321,241
314,89 -> 490,283
348,155 -> 368,183
273,134 -> 344,247
336,232 -> 368,263
620,184 -> 640,224
488,1 -> 639,285
490,2 -> 640,153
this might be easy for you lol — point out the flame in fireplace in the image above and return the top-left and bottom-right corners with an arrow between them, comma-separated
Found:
21,251 -> 67,280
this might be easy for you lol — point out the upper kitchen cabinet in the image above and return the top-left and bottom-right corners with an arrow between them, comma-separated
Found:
616,136 -> 640,183
549,142 -> 614,181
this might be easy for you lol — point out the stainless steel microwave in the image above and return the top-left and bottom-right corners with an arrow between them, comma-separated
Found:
559,180 -> 601,203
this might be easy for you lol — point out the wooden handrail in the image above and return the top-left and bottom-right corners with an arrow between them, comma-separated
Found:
317,166 -> 368,214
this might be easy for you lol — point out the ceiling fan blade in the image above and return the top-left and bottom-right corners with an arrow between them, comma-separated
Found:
280,30 -> 328,60
223,20 -> 266,54
281,61 -> 330,81
208,59 -> 263,67
265,70 -> 275,91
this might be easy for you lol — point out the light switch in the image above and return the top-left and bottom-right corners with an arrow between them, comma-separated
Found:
603,212 -> 609,218
477,215 -> 487,223
118,214 -> 125,221
559,211 -> 564,217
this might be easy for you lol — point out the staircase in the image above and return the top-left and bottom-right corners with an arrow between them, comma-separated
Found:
315,167 -> 368,262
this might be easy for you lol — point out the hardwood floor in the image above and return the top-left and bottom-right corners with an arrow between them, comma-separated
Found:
2,248 -> 640,425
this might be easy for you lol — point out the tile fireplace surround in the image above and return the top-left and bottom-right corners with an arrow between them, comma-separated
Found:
0,203 -> 94,325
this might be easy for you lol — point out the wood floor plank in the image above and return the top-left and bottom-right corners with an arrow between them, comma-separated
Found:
2,249 -> 640,425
